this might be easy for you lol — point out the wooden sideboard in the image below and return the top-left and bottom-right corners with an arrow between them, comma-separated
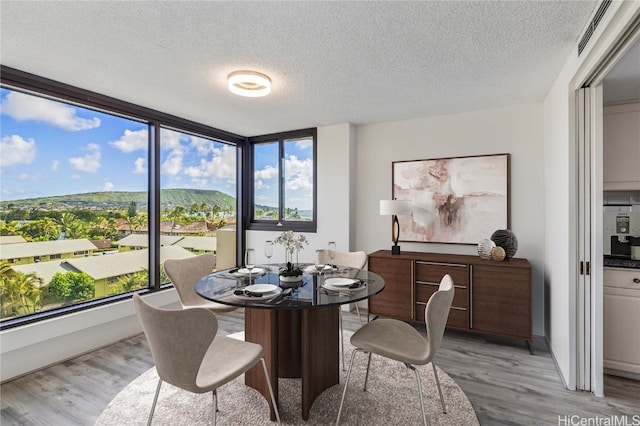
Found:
368,250 -> 533,352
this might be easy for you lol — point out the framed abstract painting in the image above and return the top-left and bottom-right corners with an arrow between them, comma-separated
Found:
393,153 -> 509,245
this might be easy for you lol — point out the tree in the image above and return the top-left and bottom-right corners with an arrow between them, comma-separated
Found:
18,218 -> 60,241
127,201 -> 137,218
48,272 -> 95,302
0,264 -> 42,317
110,270 -> 148,294
57,212 -> 78,237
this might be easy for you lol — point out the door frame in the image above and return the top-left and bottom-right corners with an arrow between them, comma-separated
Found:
570,7 -> 640,397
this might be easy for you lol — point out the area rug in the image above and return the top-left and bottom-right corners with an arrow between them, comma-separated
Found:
96,331 -> 479,425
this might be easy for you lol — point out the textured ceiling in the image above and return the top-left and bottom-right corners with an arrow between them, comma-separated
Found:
1,1 -> 598,137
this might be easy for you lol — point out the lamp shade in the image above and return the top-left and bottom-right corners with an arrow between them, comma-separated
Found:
379,200 -> 412,216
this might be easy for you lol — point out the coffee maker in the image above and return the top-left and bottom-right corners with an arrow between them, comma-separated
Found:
604,205 -> 640,257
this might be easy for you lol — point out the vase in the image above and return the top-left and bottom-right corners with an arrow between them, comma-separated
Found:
279,275 -> 302,283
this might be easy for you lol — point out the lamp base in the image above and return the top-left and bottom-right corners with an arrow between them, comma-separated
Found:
391,245 -> 401,255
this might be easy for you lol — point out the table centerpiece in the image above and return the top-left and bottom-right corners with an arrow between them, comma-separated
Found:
273,230 -> 308,282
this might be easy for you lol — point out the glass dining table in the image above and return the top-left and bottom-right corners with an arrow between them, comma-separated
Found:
194,263 -> 385,421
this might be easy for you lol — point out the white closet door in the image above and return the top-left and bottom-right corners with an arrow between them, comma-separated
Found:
575,86 -> 604,396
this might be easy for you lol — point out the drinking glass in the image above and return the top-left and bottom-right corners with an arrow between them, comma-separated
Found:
245,248 -> 255,277
264,240 -> 273,270
328,241 -> 336,267
315,249 -> 326,275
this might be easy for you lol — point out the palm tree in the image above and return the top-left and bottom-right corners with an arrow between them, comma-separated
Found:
58,212 -> 78,238
14,272 -> 42,314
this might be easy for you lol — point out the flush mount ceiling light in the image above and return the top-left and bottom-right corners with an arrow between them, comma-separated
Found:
228,70 -> 271,97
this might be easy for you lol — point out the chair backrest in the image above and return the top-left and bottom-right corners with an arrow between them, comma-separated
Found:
424,274 -> 455,359
319,249 -> 368,269
164,253 -> 216,308
133,294 -> 218,393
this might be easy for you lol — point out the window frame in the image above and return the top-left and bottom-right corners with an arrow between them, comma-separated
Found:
246,128 -> 317,232
0,66 -> 245,330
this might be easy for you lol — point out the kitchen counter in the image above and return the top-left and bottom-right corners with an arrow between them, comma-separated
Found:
604,256 -> 640,269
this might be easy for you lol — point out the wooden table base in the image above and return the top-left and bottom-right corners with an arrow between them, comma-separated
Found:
244,306 -> 340,421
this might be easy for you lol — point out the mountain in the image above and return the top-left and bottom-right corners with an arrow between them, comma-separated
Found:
0,189 -> 236,210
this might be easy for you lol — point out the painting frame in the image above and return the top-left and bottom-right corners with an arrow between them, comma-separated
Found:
392,153 -> 510,245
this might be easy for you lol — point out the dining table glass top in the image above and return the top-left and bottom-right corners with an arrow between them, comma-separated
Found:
194,263 -> 384,310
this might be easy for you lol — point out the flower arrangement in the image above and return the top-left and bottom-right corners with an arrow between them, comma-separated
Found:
273,230 -> 308,278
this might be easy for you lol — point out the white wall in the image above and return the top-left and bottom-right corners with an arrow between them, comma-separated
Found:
353,103 -> 546,335
543,0 -> 640,389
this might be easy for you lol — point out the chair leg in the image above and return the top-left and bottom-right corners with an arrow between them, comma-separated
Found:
354,303 -> 363,325
363,351 -> 372,391
260,358 -> 281,425
432,362 -> 447,414
336,348 -> 361,426
407,364 -> 429,426
147,378 -> 162,426
212,390 -> 217,426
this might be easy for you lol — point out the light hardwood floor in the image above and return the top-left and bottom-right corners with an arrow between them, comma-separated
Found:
1,308 -> 638,425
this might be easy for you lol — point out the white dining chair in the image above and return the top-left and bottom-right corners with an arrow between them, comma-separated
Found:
336,274 -> 455,426
164,253 -> 237,313
133,294 -> 281,425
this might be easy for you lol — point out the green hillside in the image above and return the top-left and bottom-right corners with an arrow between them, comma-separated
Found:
0,189 -> 235,210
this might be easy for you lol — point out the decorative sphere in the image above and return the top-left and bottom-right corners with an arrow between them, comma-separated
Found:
491,246 -> 506,261
490,229 -> 518,260
477,238 -> 496,260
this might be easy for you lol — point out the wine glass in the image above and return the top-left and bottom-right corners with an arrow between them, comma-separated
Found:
328,241 -> 336,268
245,248 -> 255,281
264,240 -> 273,270
315,249 -> 326,275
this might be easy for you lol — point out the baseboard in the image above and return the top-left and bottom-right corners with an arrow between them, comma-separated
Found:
546,335 -> 571,390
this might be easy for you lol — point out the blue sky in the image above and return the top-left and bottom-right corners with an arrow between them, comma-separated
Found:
0,87 -> 314,209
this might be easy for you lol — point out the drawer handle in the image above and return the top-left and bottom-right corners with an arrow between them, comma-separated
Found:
634,278 -> 640,284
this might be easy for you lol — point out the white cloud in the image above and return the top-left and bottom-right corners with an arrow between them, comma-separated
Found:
295,139 -> 313,150
161,154 -> 183,176
103,182 -> 114,191
1,91 -> 100,131
0,134 -> 37,168
110,129 -> 148,153
69,143 -> 101,172
160,128 -> 185,151
191,136 -> 215,155
18,173 -> 37,181
51,160 -> 60,171
254,164 -> 278,180
284,155 -> 313,191
183,144 -> 236,183
133,157 -> 146,174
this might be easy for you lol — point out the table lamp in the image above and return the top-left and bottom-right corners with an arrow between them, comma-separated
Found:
380,199 -> 412,255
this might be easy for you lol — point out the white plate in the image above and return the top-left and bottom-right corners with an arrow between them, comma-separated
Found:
237,267 -> 265,275
304,264 -> 333,274
324,277 -> 358,287
233,287 -> 282,301
323,282 -> 364,292
244,284 -> 278,294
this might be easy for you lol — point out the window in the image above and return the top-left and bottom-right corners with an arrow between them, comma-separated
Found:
159,128 -> 237,277
0,68 -> 243,328
248,129 -> 316,231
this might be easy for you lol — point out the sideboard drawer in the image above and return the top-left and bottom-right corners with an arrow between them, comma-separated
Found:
415,261 -> 469,286
416,282 -> 468,308
416,302 -> 468,329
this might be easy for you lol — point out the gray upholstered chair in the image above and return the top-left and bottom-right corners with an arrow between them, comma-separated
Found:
336,274 -> 455,426
164,253 -> 236,313
132,295 -> 280,425
319,249 -> 368,369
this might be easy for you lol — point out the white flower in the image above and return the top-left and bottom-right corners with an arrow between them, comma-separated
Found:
273,230 -> 308,253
